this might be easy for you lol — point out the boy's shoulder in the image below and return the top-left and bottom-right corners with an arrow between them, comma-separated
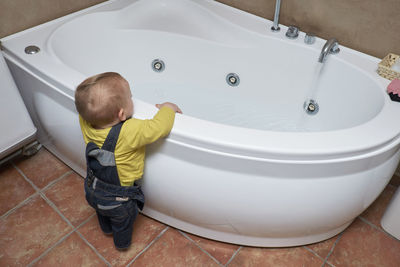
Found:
124,117 -> 145,124
121,117 -> 145,130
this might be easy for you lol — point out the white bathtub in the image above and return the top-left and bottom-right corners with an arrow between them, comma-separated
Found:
3,0 -> 400,247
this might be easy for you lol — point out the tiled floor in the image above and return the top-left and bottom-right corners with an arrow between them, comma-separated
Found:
1,148 -> 400,267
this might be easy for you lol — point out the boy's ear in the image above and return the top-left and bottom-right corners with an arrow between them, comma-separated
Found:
118,108 -> 126,121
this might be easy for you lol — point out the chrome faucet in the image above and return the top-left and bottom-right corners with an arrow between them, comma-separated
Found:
318,38 -> 340,63
271,0 -> 281,32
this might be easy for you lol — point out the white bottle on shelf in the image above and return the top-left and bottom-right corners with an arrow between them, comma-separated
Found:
391,58 -> 400,72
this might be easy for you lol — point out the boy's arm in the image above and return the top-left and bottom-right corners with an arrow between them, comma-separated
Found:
141,106 -> 176,144
155,102 -> 182,114
124,105 -> 178,147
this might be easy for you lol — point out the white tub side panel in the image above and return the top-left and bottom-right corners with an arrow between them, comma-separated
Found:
5,58 -> 86,174
141,143 -> 400,246
0,52 -> 36,159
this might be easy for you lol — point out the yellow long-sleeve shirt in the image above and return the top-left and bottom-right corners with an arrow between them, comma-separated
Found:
79,106 -> 175,186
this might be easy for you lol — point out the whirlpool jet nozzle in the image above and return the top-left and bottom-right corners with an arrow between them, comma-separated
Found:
152,59 -> 165,72
226,73 -> 240,86
304,99 -> 319,115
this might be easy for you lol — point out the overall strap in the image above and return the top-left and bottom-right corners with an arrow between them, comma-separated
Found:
102,121 -> 124,152
86,121 -> 125,186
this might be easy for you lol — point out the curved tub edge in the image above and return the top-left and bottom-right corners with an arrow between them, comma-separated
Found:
142,207 -> 353,247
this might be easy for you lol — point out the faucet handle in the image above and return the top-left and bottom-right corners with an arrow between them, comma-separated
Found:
304,33 -> 316,45
330,41 -> 340,54
286,26 -> 299,39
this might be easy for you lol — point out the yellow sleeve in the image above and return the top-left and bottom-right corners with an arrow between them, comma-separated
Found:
122,106 -> 176,149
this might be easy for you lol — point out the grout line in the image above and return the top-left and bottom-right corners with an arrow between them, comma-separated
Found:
41,170 -> 74,192
0,192 -> 40,219
13,162 -> 41,192
41,196 -> 110,266
75,230 -> 112,266
126,226 -> 170,267
75,213 -> 112,266
5,154 -> 71,220
358,216 -> 382,231
303,246 -> 326,262
13,163 -> 72,198
358,216 -> 400,242
40,192 -> 75,229
179,230 -> 224,267
76,212 -> 96,230
322,232 -> 343,267
27,228 -> 76,267
13,161 -> 76,229
225,246 -> 242,266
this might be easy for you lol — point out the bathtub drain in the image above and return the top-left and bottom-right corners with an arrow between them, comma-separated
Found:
304,99 -> 319,115
152,59 -> 165,72
226,73 -> 240,86
24,45 -> 40,54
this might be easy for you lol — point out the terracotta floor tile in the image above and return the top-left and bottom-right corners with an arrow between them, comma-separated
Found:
185,232 -> 239,265
306,234 -> 340,260
0,195 -> 72,266
328,218 -> 400,267
131,228 -> 220,267
31,232 -> 107,267
14,148 -> 70,189
0,163 -> 36,216
228,246 -> 324,267
361,185 -> 397,229
389,174 -> 400,187
44,172 -> 94,227
78,214 -> 166,267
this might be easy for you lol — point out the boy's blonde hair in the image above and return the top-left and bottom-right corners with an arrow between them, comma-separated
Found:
75,72 -> 130,127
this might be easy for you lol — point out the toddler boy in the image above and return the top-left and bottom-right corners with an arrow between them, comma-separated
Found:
75,72 -> 181,249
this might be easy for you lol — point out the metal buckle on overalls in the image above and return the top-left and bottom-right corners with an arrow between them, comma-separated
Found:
116,197 -> 129,202
86,170 -> 95,187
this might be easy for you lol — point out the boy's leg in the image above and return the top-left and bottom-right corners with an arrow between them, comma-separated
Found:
84,183 -> 113,235
110,201 -> 139,249
96,211 -> 113,235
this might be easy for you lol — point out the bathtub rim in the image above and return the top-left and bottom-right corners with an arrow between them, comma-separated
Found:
2,0 -> 400,162
4,48 -> 400,165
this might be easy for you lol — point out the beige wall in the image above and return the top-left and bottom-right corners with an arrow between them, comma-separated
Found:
217,0 -> 400,59
1,0 -> 399,59
0,0 -> 105,39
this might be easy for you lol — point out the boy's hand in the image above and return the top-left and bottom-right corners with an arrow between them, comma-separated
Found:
156,102 -> 182,114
